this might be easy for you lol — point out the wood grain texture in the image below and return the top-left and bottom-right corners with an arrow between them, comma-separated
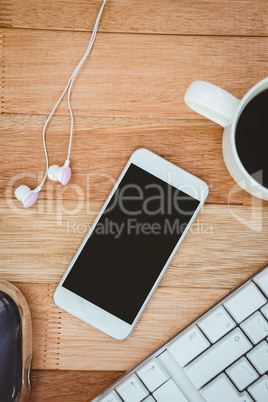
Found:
0,113 -> 260,205
0,28 -> 4,116
1,0 -> 268,36
2,28 -> 268,118
30,370 -> 124,401
1,200 -> 267,287
1,1 -> 268,399
17,282 -> 236,371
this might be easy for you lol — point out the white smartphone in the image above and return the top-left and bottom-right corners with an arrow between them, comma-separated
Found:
54,149 -> 208,340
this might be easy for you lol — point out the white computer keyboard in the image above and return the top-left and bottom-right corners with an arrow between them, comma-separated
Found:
93,264 -> 268,402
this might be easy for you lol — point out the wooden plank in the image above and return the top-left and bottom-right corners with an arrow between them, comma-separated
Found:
1,200 -> 267,287
30,370 -> 124,401
1,0 -> 268,36
0,113 -> 258,205
1,2 -> 267,398
2,28 -> 268,118
17,282 -> 234,371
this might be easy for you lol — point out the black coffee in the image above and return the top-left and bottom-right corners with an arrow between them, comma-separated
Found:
235,89 -> 268,189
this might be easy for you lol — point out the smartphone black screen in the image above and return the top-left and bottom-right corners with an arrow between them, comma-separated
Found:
63,164 -> 200,324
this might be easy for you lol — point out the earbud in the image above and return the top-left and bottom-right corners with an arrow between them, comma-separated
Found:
48,160 -> 71,185
15,185 -> 39,208
14,0 -> 107,208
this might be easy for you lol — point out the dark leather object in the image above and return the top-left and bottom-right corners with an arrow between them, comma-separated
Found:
0,291 -> 22,402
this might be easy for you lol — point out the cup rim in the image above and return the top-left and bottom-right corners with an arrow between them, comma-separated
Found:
230,77 -> 268,195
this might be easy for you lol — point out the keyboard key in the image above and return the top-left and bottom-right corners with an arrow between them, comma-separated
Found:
254,268 -> 268,297
198,306 -> 235,343
116,375 -> 149,402
240,312 -> 268,344
142,397 -> 155,402
153,379 -> 188,402
261,304 -> 268,319
224,283 -> 266,323
200,373 -> 253,402
226,357 -> 258,391
248,375 -> 268,402
137,358 -> 169,392
247,341 -> 268,374
99,391 -> 122,402
184,328 -> 252,389
158,350 -> 205,402
168,325 -> 210,367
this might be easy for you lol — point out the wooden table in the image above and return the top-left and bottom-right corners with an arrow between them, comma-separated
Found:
1,1 -> 268,400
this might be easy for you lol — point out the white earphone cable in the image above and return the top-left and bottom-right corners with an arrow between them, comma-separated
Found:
39,0 -> 107,189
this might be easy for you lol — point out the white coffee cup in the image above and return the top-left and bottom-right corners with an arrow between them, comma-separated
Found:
185,78 -> 268,201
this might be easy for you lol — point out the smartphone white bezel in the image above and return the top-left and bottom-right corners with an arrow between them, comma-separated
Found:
54,148 -> 209,340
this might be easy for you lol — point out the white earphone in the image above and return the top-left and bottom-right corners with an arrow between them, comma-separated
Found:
15,0 -> 107,207
15,185 -> 40,209
48,160 -> 72,185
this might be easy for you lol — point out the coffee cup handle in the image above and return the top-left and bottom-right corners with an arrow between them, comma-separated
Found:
184,81 -> 240,128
